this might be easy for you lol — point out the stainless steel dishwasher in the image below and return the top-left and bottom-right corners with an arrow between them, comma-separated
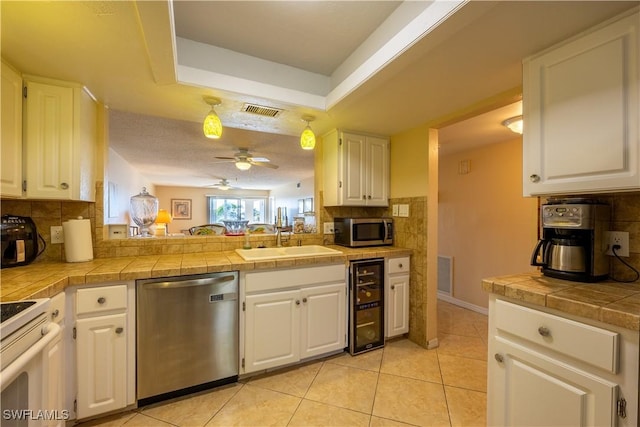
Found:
136,272 -> 238,406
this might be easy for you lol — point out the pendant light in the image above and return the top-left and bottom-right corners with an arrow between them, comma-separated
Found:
502,115 -> 523,134
203,96 -> 223,139
300,115 -> 316,150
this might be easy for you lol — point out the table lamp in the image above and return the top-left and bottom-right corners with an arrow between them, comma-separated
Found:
155,209 -> 172,236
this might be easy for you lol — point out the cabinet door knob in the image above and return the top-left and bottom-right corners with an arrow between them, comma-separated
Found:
97,297 -> 106,304
538,326 -> 551,337
115,327 -> 124,334
529,174 -> 541,183
368,195 -> 372,199
390,285 -> 395,290
398,263 -> 403,268
494,353 -> 504,363
302,297 -> 308,303
51,309 -> 59,319
362,195 -> 366,200
60,182 -> 69,189
296,300 -> 301,305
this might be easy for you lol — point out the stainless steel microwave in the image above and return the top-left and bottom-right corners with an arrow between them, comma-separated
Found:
333,218 -> 393,247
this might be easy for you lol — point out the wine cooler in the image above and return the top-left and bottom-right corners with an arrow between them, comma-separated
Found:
349,258 -> 385,355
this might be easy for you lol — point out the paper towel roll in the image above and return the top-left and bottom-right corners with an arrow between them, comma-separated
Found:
63,217 -> 94,262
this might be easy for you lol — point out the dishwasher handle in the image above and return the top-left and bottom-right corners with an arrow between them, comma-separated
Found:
143,274 -> 237,290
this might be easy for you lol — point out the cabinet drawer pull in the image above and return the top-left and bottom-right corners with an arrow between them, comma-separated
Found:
51,309 -> 59,319
398,263 -> 403,268
538,326 -> 551,337
295,300 -> 301,305
302,297 -> 307,303
529,174 -> 541,183
60,182 -> 69,189
115,327 -> 124,334
494,353 -> 504,363
97,297 -> 106,304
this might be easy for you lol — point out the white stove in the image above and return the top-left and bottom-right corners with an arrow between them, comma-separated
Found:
1,299 -> 50,369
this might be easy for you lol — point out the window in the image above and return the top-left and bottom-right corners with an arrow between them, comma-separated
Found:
207,196 -> 270,223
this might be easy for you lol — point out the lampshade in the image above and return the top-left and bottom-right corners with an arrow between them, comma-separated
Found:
502,115 -> 523,134
300,115 -> 316,150
236,160 -> 251,171
203,96 -> 223,139
156,209 -> 172,224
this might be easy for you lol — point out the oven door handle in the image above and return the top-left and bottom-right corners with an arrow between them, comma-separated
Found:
0,322 -> 61,387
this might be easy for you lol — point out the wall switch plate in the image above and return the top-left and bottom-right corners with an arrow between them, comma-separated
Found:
605,231 -> 629,257
398,204 -> 409,217
392,204 -> 399,216
51,226 -> 64,244
324,222 -> 335,234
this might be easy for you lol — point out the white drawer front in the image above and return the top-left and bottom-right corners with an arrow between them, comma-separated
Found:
387,257 -> 410,275
50,291 -> 66,324
76,284 -> 128,315
495,299 -> 619,373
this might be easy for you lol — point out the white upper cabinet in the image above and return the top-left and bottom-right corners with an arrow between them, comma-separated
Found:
323,130 -> 389,206
523,9 -> 639,196
22,76 -> 97,201
1,60 -> 23,198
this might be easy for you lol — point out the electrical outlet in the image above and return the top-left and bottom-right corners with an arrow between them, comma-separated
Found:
605,231 -> 629,257
323,222 -> 335,234
392,204 -> 399,216
51,226 -> 64,244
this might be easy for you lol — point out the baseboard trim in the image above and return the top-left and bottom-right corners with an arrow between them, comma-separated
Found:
437,291 -> 488,316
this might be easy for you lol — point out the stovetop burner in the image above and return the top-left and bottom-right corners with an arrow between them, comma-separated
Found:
1,301 -> 36,322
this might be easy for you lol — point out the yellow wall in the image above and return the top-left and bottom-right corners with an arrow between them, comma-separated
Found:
438,138 -> 539,308
390,125 -> 430,198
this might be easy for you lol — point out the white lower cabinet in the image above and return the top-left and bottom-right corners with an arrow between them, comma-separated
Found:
241,264 -> 347,374
70,282 -> 135,421
488,295 -> 639,427
385,257 -> 410,338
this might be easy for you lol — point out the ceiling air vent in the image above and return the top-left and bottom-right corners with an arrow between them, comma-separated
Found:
242,103 -> 282,118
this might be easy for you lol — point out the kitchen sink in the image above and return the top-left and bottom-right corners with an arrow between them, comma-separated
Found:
235,245 -> 342,261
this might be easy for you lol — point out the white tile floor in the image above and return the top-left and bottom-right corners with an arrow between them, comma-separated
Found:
79,301 -> 488,427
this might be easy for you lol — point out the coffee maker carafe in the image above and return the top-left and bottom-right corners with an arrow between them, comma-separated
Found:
531,200 -> 610,282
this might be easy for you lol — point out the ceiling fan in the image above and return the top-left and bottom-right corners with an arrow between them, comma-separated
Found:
214,148 -> 279,170
205,178 -> 240,191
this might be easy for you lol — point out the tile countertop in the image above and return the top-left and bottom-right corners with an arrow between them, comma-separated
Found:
483,273 -> 640,331
0,246 -> 411,302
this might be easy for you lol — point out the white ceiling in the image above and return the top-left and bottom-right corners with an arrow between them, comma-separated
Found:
1,1 -> 635,189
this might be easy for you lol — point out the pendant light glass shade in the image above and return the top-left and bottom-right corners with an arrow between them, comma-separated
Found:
236,160 -> 251,171
203,96 -> 223,139
300,115 -> 316,150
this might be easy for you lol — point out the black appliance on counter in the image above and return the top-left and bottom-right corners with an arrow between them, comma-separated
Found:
349,258 -> 385,355
530,199 -> 610,282
1,215 -> 44,268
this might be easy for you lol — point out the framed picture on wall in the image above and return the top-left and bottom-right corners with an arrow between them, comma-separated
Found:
171,199 -> 192,220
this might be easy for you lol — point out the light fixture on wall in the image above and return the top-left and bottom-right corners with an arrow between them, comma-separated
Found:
300,115 -> 316,150
154,209 -> 172,236
502,115 -> 523,134
235,160 -> 251,171
203,96 -> 223,139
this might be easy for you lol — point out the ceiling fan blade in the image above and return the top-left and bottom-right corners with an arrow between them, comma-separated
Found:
248,157 -> 270,162
250,160 -> 279,169
214,156 -> 236,160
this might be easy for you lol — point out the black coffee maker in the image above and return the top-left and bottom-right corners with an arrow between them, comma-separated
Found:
1,215 -> 44,268
531,199 -> 610,282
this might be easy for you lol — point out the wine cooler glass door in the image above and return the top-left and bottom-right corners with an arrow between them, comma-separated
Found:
349,259 -> 385,355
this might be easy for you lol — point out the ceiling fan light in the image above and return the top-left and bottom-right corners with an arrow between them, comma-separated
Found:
502,115 -> 523,134
300,126 -> 316,150
236,160 -> 251,171
203,108 -> 222,139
